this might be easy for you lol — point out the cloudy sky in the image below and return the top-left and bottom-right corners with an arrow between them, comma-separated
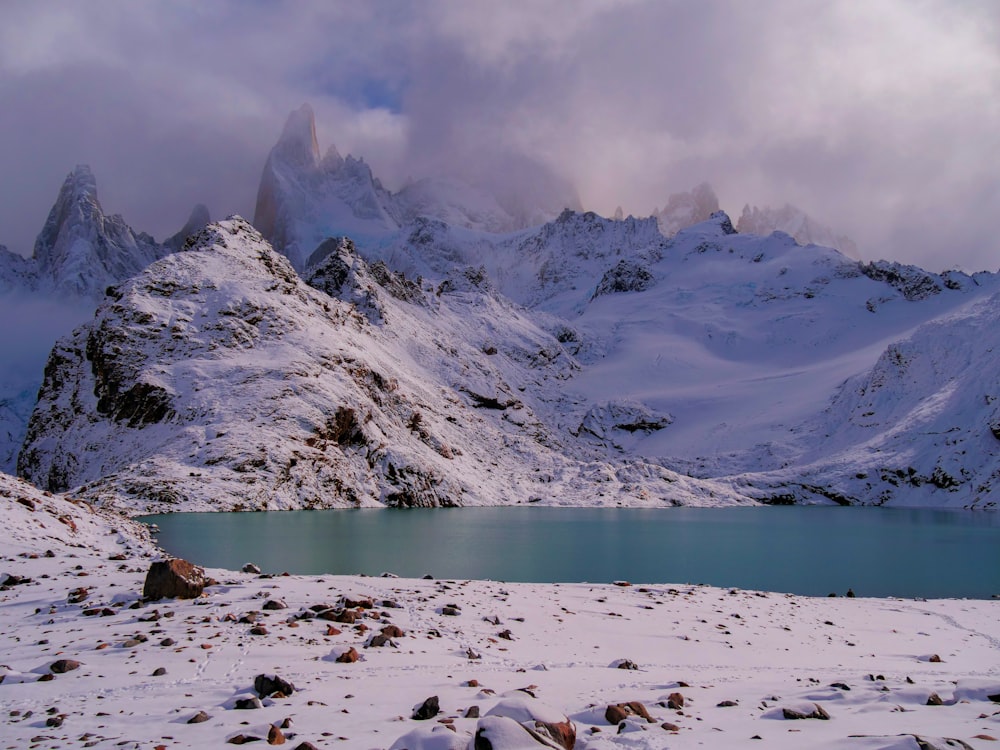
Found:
1,1 -> 997,270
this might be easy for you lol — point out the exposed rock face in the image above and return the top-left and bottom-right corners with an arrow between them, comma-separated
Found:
859,260 -> 943,300
142,558 -> 205,600
592,260 -> 655,298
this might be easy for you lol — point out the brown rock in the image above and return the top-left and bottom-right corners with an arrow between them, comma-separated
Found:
381,624 -> 405,638
324,625 -> 341,636
666,692 -> 685,710
662,722 -> 680,731
49,659 -> 81,674
606,701 -> 654,725
267,725 -> 286,745
926,692 -> 944,706
336,647 -> 359,664
142,559 -> 205,600
465,705 -> 481,718
782,703 -> 830,720
187,710 -> 211,724
227,734 -> 260,745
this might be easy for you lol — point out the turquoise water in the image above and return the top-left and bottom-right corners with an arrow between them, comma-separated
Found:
141,506 -> 1000,599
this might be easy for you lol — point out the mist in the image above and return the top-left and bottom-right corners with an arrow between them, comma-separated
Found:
0,1 -> 997,271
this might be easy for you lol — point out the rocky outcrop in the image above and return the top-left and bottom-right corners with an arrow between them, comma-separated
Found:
592,259 -> 655,298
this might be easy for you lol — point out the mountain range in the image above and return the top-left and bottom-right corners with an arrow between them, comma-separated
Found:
2,105 -> 997,510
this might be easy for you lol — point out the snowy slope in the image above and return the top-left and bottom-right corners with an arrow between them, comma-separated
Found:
3,470 -> 996,750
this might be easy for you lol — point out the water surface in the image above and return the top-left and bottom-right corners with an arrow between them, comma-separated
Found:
142,506 -> 1000,599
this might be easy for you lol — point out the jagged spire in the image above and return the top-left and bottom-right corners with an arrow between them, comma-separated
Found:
273,103 -> 320,167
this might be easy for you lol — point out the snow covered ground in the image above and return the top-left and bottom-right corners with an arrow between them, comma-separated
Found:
3,475 -> 998,750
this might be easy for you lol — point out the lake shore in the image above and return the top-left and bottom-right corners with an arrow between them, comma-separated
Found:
2,478 -> 999,750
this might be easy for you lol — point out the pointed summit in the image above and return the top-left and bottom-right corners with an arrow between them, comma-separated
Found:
274,103 -> 320,168
29,166 -> 166,297
33,165 -> 104,271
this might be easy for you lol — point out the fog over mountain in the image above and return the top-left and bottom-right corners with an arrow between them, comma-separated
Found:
0,2 -> 997,270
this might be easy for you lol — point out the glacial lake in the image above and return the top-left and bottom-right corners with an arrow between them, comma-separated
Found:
141,506 -> 1000,599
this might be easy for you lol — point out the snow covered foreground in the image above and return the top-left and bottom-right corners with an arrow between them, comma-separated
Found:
3,476 -> 999,750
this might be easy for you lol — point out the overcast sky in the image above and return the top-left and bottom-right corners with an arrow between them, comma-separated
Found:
1,1 -> 997,271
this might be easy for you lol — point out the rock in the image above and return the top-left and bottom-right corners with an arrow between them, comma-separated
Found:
49,659 -> 81,674
717,700 -> 738,707
606,702 -> 654,725
242,563 -> 262,574
612,659 -> 638,670
255,674 -> 296,699
267,725 -> 286,745
250,625 -> 268,636
262,599 -> 287,610
485,694 -> 575,749
152,667 -> 167,676
291,744 -> 319,750
368,634 -> 394,648
336,647 -> 359,664
187,711 -> 211,724
381,624 -> 405,638
412,695 -> 441,720
142,558 -> 205,600
662,722 -> 680,731
926,692 -> 944,706
782,703 -> 830,720
666,692 -> 684,710
67,586 -> 89,604
343,597 -> 374,609
442,606 -> 461,616
474,715 -> 566,749
227,734 -> 261,744
234,697 -> 264,710
466,706 -> 481,719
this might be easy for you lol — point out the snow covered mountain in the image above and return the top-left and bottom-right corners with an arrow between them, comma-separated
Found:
17,209 -> 1000,511
737,203 -> 860,260
253,104 -> 581,271
18,217 -> 740,513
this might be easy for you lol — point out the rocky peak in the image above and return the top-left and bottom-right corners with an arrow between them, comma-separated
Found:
32,165 -> 102,271
27,166 -> 166,298
272,103 -> 321,168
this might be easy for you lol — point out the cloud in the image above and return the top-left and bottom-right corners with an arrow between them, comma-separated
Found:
0,1 -> 997,270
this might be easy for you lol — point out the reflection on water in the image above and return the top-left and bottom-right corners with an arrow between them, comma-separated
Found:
141,506 -> 1000,599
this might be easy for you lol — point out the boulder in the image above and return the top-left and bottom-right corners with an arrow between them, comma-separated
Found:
485,695 -> 575,749
605,701 -> 654,725
49,659 -> 82,674
255,674 -> 296,698
142,558 -> 205,600
412,695 -> 440,720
